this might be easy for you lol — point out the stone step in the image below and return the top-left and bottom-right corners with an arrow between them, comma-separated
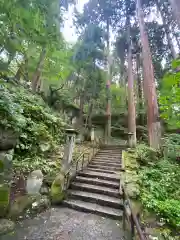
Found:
70,182 -> 119,197
95,154 -> 121,158
88,164 -> 121,171
101,145 -> 125,149
90,161 -> 122,168
86,167 -> 119,174
96,153 -> 121,157
97,152 -> 122,155
75,176 -> 119,189
92,159 -> 121,164
95,158 -> 121,162
63,199 -> 123,220
68,190 -> 123,209
78,170 -> 120,182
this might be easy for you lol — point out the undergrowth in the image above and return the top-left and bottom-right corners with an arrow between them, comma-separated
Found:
135,134 -> 180,230
0,81 -> 67,175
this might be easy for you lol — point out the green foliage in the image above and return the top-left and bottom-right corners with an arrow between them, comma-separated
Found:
136,136 -> 180,229
163,134 -> 180,160
0,82 -> 67,174
135,144 -> 160,164
111,84 -> 127,113
140,158 -> 180,228
160,60 -> 180,130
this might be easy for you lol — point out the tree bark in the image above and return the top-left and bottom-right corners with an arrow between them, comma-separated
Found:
136,0 -> 161,149
31,48 -> 46,92
14,65 -> 22,81
105,18 -> 111,143
168,0 -> 180,28
136,53 -> 144,125
127,20 -> 137,147
78,91 -> 85,129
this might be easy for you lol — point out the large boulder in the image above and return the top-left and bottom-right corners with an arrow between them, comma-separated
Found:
0,219 -> 15,235
50,173 -> 65,204
0,184 -> 10,217
8,194 -> 50,219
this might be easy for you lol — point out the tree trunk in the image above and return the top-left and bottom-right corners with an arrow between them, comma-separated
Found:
136,0 -> 161,149
105,18 -> 111,143
24,57 -> 29,81
136,53 -> 144,125
127,20 -> 137,147
31,48 -> 46,92
156,1 -> 177,59
88,101 -> 94,129
79,92 -> 85,129
168,0 -> 180,28
14,65 -> 22,81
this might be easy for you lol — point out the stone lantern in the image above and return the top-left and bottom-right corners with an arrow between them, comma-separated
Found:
91,127 -> 95,142
128,132 -> 136,148
61,129 -> 78,173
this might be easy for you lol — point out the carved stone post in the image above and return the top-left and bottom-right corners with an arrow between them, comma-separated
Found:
91,127 -> 95,141
128,132 -> 136,148
61,129 -> 78,173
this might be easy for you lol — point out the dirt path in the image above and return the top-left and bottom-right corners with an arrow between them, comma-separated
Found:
1,207 -> 125,240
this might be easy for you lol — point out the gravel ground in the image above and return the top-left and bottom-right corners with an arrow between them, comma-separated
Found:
1,207 -> 125,240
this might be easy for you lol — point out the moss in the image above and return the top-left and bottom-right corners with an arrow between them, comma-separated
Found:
123,151 -> 138,170
0,184 -> 10,217
0,219 -> 15,236
50,173 -> 65,204
8,194 -> 50,219
121,150 -> 140,199
8,194 -> 39,219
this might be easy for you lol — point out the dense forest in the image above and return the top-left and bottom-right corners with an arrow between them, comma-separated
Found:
0,0 -> 180,238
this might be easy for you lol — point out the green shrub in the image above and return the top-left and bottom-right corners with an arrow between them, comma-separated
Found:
140,158 -> 180,228
162,134 -> 180,160
0,82 -> 67,174
135,144 -> 160,165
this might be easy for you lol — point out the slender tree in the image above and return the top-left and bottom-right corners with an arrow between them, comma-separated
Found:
127,15 -> 137,147
136,0 -> 161,149
31,48 -> 46,92
105,17 -> 112,143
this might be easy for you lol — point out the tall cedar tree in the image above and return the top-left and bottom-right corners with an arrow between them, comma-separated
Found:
136,0 -> 161,149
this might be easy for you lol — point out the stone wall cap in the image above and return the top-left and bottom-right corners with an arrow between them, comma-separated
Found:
65,129 -> 79,135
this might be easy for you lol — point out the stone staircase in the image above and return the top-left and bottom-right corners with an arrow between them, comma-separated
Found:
63,145 -> 124,220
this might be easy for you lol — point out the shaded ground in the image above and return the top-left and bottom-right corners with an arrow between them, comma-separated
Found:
1,207 -> 125,240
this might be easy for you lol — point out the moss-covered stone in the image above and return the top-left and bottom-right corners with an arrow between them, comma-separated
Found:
50,173 -> 65,204
0,219 -> 15,236
123,151 -> 138,170
121,150 -> 140,199
126,183 -> 140,199
0,184 -> 10,217
8,194 -> 50,219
